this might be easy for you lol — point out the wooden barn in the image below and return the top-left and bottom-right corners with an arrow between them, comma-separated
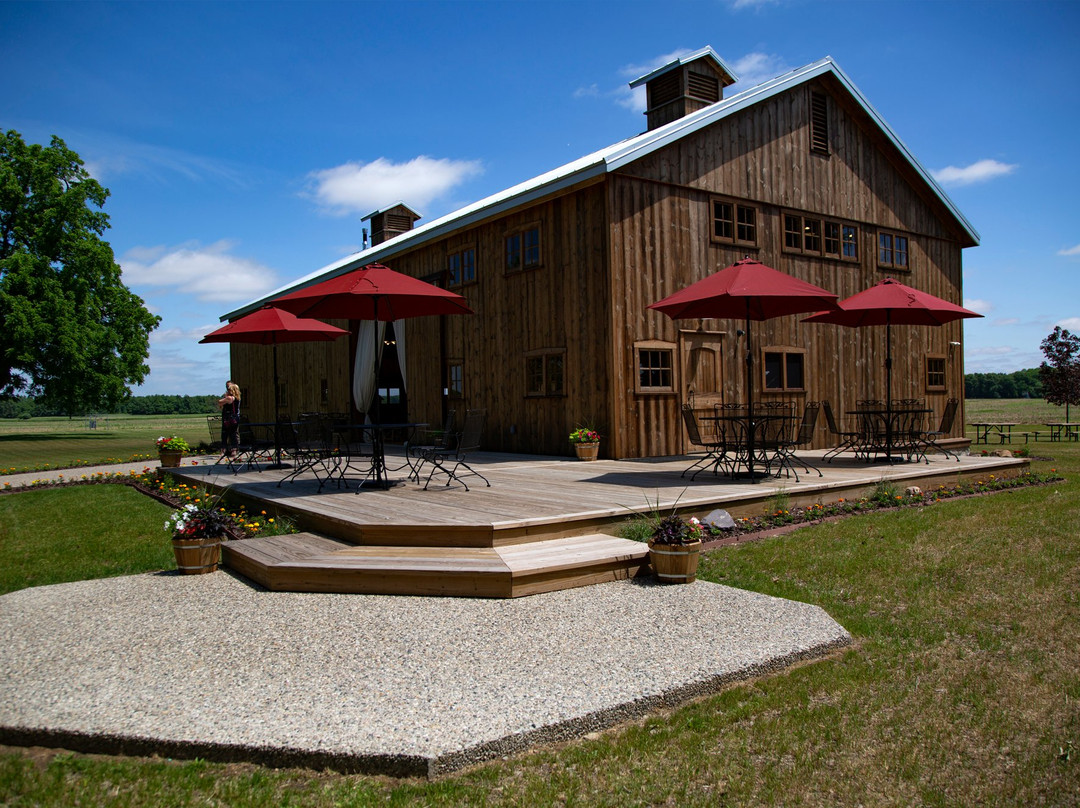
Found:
223,48 -> 979,460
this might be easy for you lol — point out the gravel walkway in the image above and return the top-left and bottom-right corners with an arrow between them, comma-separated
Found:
0,571 -> 849,777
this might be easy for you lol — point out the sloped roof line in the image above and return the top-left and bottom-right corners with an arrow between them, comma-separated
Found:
627,46 -> 739,88
225,55 -> 978,321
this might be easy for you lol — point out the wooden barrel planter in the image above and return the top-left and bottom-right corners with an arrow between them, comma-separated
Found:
172,536 -> 222,574
158,450 -> 183,468
648,540 -> 702,584
574,442 -> 600,461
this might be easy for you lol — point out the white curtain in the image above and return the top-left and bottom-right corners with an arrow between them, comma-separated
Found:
394,320 -> 406,394
351,320 -> 386,420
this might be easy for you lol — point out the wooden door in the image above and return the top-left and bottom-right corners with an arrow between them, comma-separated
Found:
679,330 -> 726,451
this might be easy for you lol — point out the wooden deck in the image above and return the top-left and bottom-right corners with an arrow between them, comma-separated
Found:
174,446 -> 1026,598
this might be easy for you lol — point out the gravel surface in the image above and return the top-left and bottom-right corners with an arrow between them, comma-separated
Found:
0,572 -> 850,777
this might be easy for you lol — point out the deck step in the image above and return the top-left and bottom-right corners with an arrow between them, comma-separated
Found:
222,532 -> 651,598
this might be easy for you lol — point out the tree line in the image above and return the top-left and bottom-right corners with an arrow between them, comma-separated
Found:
0,394 -> 218,419
964,368 -> 1042,399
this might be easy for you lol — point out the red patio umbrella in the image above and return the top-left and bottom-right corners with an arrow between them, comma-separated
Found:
649,257 -> 839,479
271,263 -> 473,423
200,305 -> 349,466
803,277 -> 982,458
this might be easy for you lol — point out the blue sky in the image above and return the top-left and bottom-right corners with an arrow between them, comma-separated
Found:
3,0 -> 1078,395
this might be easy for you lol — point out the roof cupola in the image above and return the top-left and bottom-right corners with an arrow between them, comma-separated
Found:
629,46 -> 738,131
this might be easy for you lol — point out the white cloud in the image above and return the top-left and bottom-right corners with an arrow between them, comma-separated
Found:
1056,317 -> 1080,331
931,159 -> 1017,187
614,49 -> 696,113
573,84 -> 600,99
120,240 -> 281,304
729,52 -> 792,88
1057,244 -> 1080,257
728,0 -> 781,9
968,345 -> 1016,357
81,136 -> 247,188
306,156 -> 483,216
963,298 -> 993,315
992,317 -> 1020,326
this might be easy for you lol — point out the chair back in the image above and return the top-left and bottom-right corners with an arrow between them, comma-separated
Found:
795,401 -> 820,446
821,400 -> 841,435
438,409 -> 458,450
456,409 -> 486,454
681,404 -> 705,447
207,415 -> 222,441
937,398 -> 959,433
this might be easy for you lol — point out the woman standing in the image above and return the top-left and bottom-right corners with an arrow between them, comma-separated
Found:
217,381 -> 241,458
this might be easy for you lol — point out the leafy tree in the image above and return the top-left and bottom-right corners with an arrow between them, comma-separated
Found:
0,129 -> 159,415
1038,327 -> 1080,421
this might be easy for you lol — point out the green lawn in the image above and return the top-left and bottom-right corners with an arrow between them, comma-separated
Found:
0,401 -> 1078,805
0,414 -> 213,471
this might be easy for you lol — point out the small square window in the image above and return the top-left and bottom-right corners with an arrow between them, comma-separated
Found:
763,350 -> 806,392
525,350 -> 565,396
926,355 -> 946,391
638,348 -> 673,391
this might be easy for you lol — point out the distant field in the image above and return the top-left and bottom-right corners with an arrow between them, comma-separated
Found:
965,398 -> 1073,426
0,414 -> 213,471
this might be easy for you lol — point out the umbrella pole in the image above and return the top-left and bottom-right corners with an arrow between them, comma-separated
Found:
885,316 -> 893,461
745,308 -> 758,481
266,341 -> 291,470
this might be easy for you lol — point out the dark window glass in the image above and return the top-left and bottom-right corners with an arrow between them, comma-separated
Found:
804,219 -> 821,254
713,201 -> 733,241
462,248 -> 476,283
526,357 -> 544,395
546,354 -> 564,394
506,234 -> 521,270
523,228 -> 540,267
824,221 -> 840,256
786,353 -> 804,389
878,233 -> 893,265
449,363 -> 463,398
639,349 -> 673,390
737,205 -> 756,243
842,225 -> 858,258
784,215 -> 802,250
764,352 -> 784,389
894,236 -> 908,268
447,253 -> 461,286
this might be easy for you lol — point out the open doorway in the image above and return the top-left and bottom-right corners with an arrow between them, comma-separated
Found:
376,321 -> 408,423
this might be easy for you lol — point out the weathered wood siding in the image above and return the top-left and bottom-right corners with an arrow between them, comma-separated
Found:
608,78 -> 969,456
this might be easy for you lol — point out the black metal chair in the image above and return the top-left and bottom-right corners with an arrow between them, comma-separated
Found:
680,404 -> 731,480
821,400 -> 860,462
419,409 -> 490,491
278,416 -> 339,490
406,409 -> 456,483
919,398 -> 960,461
773,401 -> 822,481
227,416 -> 275,473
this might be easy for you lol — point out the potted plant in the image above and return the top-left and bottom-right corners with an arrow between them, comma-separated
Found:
648,514 -> 704,583
165,496 -> 238,574
569,427 -> 601,461
156,435 -> 190,468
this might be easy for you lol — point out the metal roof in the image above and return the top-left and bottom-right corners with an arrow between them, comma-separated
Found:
225,55 -> 979,321
627,46 -> 738,89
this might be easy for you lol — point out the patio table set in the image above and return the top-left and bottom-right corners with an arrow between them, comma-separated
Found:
213,409 -> 490,492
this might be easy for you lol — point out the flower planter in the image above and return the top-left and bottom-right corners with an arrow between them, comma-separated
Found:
172,535 -> 222,574
574,442 -> 600,461
158,449 -> 183,468
648,540 -> 701,584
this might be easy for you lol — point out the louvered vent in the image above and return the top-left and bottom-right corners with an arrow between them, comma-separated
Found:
386,213 -> 413,232
687,71 -> 719,104
810,91 -> 829,154
649,71 -> 681,108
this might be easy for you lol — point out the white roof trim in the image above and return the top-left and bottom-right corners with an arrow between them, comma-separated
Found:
226,55 -> 978,320
628,46 -> 738,88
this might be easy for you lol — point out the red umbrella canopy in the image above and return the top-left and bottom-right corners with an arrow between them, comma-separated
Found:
648,258 -> 839,321
199,306 -> 350,345
271,263 -> 473,321
802,278 -> 982,327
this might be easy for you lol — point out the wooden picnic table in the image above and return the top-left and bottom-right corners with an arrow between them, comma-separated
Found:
1045,422 -> 1080,442
969,422 -> 1019,445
